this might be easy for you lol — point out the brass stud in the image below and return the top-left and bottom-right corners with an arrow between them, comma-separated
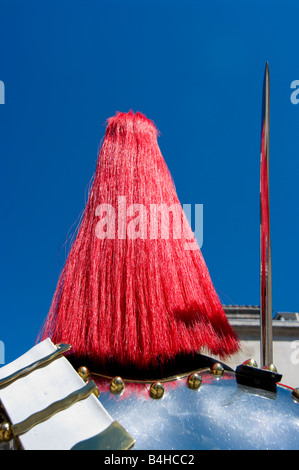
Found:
150,382 -> 165,399
262,363 -> 278,373
110,377 -> 125,395
291,388 -> 299,403
187,373 -> 202,390
0,421 -> 13,443
93,387 -> 100,398
243,358 -> 258,368
77,366 -> 91,382
211,363 -> 224,376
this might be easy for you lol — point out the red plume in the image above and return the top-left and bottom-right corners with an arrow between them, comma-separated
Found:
39,111 -> 239,369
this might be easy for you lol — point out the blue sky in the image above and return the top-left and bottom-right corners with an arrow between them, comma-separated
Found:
1,0 -> 298,364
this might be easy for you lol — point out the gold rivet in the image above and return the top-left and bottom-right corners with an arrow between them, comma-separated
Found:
110,377 -> 125,395
77,366 -> 91,382
211,363 -> 224,376
187,373 -> 202,390
93,387 -> 100,398
243,358 -> 258,368
291,388 -> 299,403
0,422 -> 12,443
262,363 -> 278,373
150,382 -> 165,399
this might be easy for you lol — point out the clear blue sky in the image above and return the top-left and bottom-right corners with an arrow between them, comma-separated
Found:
1,0 -> 298,364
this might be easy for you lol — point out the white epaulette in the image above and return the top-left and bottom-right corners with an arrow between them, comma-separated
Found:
0,339 -> 134,450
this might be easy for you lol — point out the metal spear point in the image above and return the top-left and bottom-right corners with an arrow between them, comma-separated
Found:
260,61 -> 273,367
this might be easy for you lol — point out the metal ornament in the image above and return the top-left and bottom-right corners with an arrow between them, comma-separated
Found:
71,421 -> 135,450
211,363 -> 224,376
77,366 -> 91,382
291,388 -> 299,403
187,373 -> 202,390
0,422 -> 12,443
110,377 -> 125,395
150,382 -> 165,399
262,364 -> 278,373
243,358 -> 258,368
